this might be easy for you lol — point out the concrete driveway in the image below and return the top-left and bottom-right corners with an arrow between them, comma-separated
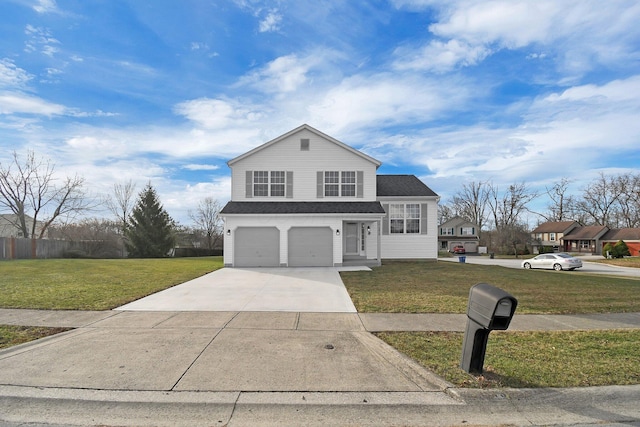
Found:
116,267 -> 358,313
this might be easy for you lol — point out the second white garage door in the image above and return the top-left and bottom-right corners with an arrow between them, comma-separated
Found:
288,227 -> 333,267
235,227 -> 280,267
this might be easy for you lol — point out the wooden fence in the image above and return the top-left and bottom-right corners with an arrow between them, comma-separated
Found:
0,237 -> 93,260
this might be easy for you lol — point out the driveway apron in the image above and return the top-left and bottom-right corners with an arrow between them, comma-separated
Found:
116,267 -> 357,313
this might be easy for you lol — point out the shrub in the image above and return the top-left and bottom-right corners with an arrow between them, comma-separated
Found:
603,242 -> 614,258
613,240 -> 631,258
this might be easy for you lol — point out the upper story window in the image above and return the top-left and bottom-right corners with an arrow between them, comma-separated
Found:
390,203 -> 420,234
324,171 -> 356,197
461,227 -> 474,235
253,171 -> 285,197
549,232 -> 556,241
441,227 -> 454,235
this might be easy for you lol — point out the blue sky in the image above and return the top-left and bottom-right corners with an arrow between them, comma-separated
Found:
1,0 -> 639,225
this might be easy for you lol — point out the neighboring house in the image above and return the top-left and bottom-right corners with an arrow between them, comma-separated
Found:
561,225 -> 609,254
0,214 -> 45,238
438,216 -> 480,253
531,220 -> 640,256
599,228 -> 640,256
220,124 -> 439,267
530,221 -> 580,253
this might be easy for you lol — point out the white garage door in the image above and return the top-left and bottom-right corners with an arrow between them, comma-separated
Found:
288,227 -> 333,267
235,227 -> 280,267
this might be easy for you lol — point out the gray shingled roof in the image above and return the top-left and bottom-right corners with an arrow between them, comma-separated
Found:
602,228 -> 640,241
532,221 -> 578,233
221,201 -> 385,215
563,225 -> 609,239
376,175 -> 438,197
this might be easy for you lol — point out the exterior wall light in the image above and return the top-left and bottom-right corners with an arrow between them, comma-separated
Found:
336,229 -> 340,236
226,229 -> 231,236
367,226 -> 371,235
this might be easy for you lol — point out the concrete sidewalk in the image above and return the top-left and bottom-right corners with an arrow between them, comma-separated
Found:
1,308 -> 640,331
1,309 -> 639,426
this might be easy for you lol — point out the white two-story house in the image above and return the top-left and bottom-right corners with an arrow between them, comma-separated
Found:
220,124 -> 439,267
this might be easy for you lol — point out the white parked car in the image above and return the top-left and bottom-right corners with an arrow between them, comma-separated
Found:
521,253 -> 583,271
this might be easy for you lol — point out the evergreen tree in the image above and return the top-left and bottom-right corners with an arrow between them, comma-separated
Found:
125,183 -> 175,257
613,240 -> 631,258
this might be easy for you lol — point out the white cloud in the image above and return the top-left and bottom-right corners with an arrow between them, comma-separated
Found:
0,92 -> 65,115
307,73 -> 473,134
429,1 -> 558,48
393,39 -> 491,72
238,53 -> 317,94
183,164 -> 219,171
173,98 -> 264,130
0,59 -> 33,89
393,1 -> 640,78
259,9 -> 283,33
33,0 -> 58,14
24,25 -> 61,57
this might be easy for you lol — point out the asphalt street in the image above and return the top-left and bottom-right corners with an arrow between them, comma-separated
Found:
441,254 -> 640,278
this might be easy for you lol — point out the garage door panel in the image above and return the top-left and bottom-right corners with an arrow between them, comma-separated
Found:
288,227 -> 333,267
235,227 -> 279,267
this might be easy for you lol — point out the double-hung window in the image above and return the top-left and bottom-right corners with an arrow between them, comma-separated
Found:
253,171 -> 269,197
390,203 -> 420,234
324,171 -> 356,197
324,171 -> 340,197
253,171 -> 285,197
341,171 -> 356,197
270,171 -> 285,197
461,227 -> 474,235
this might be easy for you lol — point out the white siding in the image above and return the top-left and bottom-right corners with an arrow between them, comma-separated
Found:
379,198 -> 438,260
230,129 -> 378,202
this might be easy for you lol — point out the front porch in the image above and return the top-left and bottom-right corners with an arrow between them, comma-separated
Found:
340,220 -> 381,267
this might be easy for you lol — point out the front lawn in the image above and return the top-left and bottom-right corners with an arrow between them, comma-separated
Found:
341,261 -> 640,314
0,257 -> 223,310
378,329 -> 640,388
0,325 -> 72,349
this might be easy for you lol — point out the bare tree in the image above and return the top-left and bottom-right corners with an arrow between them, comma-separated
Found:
575,173 -> 620,227
541,177 -> 576,222
106,180 -> 137,233
48,218 -> 122,258
450,180 -> 490,237
0,150 -> 91,238
488,182 -> 538,255
189,197 -> 223,251
437,203 -> 455,226
612,173 -> 640,228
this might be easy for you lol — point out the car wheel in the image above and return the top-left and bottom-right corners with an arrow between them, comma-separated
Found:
553,263 -> 563,271
523,262 -> 531,269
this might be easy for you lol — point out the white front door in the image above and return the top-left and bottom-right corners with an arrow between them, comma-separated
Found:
345,222 -> 359,255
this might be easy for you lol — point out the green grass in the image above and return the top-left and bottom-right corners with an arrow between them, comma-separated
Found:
378,330 -> 640,388
341,261 -> 640,314
0,325 -> 72,349
0,257 -> 223,310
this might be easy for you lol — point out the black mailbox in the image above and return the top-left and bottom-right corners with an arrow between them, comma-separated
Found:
461,283 -> 517,373
467,283 -> 517,330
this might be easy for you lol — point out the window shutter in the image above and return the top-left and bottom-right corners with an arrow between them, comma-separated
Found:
246,171 -> 253,198
382,203 -> 389,235
357,171 -> 364,198
421,203 -> 428,234
317,171 -> 324,198
286,171 -> 293,198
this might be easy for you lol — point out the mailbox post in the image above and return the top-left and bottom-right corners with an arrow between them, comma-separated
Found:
460,283 -> 517,374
